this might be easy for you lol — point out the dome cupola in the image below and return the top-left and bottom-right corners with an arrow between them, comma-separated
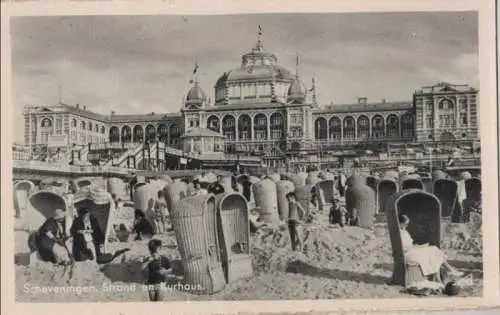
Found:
287,54 -> 307,103
184,81 -> 207,109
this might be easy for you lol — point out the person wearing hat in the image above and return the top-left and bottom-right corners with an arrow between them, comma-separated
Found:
35,208 -> 72,265
70,207 -> 104,261
329,196 -> 348,227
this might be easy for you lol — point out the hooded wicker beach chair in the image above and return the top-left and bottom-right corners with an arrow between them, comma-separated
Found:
400,175 -> 424,190
133,183 -> 159,231
377,177 -> 399,213
236,175 -> 254,203
433,178 -> 459,219
345,184 -> 376,228
14,180 -> 36,219
305,172 -> 320,186
295,184 -> 316,219
216,192 -> 252,283
219,176 -> 235,193
165,180 -> 188,213
26,190 -> 72,233
170,194 -> 226,294
290,172 -> 307,187
252,178 -> 279,223
107,177 -> 127,201
74,185 -> 116,253
420,174 -> 433,193
365,176 -> 379,212
385,189 -> 441,287
276,180 -> 296,220
461,177 -> 482,222
316,179 -> 338,212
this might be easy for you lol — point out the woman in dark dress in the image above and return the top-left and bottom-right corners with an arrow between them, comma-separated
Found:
36,208 -> 71,265
70,207 -> 104,261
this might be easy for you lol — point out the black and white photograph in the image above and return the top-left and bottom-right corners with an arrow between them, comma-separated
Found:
2,0 -> 499,313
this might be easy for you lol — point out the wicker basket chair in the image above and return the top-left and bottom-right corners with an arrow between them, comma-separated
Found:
252,178 -> 279,224
107,177 -> 127,201
461,177 -> 482,222
365,176 -> 379,213
170,194 -> 226,294
433,178 -> 460,221
345,183 -> 376,228
276,180 -> 296,220
377,177 -> 399,214
215,192 -> 252,283
305,172 -> 320,186
165,180 -> 188,214
385,189 -> 441,287
294,184 -> 316,219
14,180 -> 36,219
315,179 -> 338,213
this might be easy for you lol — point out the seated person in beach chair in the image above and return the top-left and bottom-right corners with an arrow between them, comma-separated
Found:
329,198 -> 348,227
34,208 -> 72,265
70,207 -> 104,262
249,207 -> 266,233
133,209 -> 155,241
349,208 -> 361,227
399,214 -> 464,283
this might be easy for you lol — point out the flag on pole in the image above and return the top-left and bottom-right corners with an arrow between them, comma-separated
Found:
258,24 -> 263,36
309,78 -> 315,91
193,62 -> 199,74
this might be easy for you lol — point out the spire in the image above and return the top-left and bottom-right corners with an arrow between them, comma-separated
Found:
254,25 -> 264,51
311,77 -> 317,105
295,53 -> 300,77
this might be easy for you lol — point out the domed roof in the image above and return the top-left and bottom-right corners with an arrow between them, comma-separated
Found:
185,82 -> 206,108
287,77 -> 307,102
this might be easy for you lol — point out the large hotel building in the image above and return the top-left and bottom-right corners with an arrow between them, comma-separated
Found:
20,36 -> 479,169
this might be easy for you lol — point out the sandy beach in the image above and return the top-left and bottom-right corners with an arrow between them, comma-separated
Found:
15,205 -> 483,302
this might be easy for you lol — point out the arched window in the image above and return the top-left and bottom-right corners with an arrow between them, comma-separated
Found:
270,113 -> 283,140
357,115 -> 370,139
207,115 -> 220,133
401,114 -> 414,138
40,118 -> 52,128
438,99 -> 455,128
314,117 -> 328,139
222,115 -> 236,140
371,115 -> 385,139
253,113 -> 267,140
238,114 -> 251,140
133,125 -> 144,143
71,118 -> 77,128
343,116 -> 355,140
145,124 -> 156,143
80,121 -> 86,130
386,115 -> 399,138
158,124 -> 168,142
329,116 -> 341,140
109,126 -> 120,143
121,126 -> 132,143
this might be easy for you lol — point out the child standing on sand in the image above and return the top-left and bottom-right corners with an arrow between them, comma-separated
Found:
142,239 -> 173,302
285,192 -> 305,252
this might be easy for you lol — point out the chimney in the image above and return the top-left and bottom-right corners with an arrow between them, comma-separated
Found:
358,97 -> 367,104
83,105 -> 87,110
76,103 -> 80,109
111,111 -> 115,116
381,98 -> 386,103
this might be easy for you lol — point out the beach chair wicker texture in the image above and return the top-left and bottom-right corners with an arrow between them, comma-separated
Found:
433,179 -> 458,218
384,189 -> 441,286
316,179 -> 337,212
305,173 -> 320,186
14,180 -> 36,219
377,177 -> 399,214
252,178 -> 279,223
290,172 -> 307,187
345,184 -> 376,228
400,176 -> 424,190
107,177 -> 127,200
276,180 -> 296,220
171,194 -> 226,294
295,184 -> 315,219
165,181 -> 188,214
216,192 -> 252,283
465,177 -> 481,201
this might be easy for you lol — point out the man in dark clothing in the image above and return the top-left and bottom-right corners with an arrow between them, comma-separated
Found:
70,207 -> 104,262
133,209 -> 155,240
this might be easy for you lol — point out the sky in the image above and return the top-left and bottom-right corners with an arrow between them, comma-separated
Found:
10,12 -> 478,143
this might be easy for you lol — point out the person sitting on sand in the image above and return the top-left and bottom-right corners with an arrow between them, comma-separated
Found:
141,239 -> 173,302
35,208 -> 72,265
329,198 -> 348,227
399,214 -> 464,282
133,209 -> 155,241
285,192 -> 305,252
70,207 -> 104,262
153,191 -> 168,234
249,207 -> 266,233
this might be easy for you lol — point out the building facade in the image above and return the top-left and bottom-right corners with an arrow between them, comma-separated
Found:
22,37 -> 479,163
